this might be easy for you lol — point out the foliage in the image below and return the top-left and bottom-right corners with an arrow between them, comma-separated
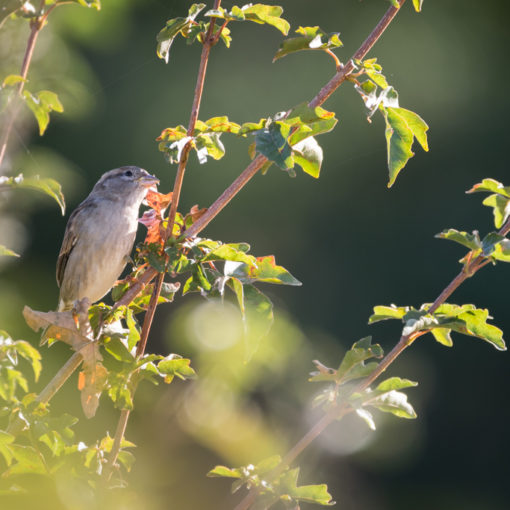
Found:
3,0 -> 508,509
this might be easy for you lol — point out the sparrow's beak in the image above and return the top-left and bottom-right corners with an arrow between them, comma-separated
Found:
138,173 -> 160,188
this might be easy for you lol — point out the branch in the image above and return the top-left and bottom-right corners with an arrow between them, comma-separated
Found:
0,0 -> 58,170
103,0 -> 223,480
185,0 -> 407,239
234,195 -> 510,510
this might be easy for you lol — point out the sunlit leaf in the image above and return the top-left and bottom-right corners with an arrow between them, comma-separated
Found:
0,173 -> 65,214
156,3 -> 206,63
0,245 -> 19,257
412,0 -> 424,12
292,136 -> 323,178
273,25 -> 342,61
383,106 -> 429,187
435,229 -> 482,251
22,89 -> 63,135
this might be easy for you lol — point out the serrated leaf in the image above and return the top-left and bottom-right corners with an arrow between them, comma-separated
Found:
433,304 -> 506,351
195,132 -> 225,163
0,173 -> 65,214
5,445 -> 46,476
467,178 -> 510,198
383,106 -> 428,187
248,255 -> 301,286
290,483 -> 334,506
0,430 -> 15,466
376,377 -> 418,392
157,355 -> 196,383
292,136 -> 323,178
22,89 -> 63,135
482,194 -> 510,229
435,229 -> 481,251
202,244 -> 257,266
207,465 -> 242,478
273,25 -> 342,61
368,304 -> 408,323
370,390 -> 417,419
254,122 -> 293,170
336,337 -> 383,384
156,4 -> 206,63
431,327 -> 453,347
242,4 -> 289,35
13,340 -> 42,381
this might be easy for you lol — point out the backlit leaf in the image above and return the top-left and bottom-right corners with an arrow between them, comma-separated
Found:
0,173 -> 65,214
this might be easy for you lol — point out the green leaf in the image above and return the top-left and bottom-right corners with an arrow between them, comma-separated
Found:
201,244 -> 257,267
357,58 -> 389,89
273,25 -> 342,62
194,116 -> 241,135
157,355 -> 196,383
335,337 -> 383,384
241,4 -> 290,35
279,467 -> 334,506
434,305 -> 506,351
195,133 -> 226,163
387,0 -> 400,7
14,340 -> 42,381
383,106 -> 429,187
239,118 -> 267,135
156,3 -> 206,63
5,445 -> 46,476
352,377 -> 418,421
368,304 -> 408,323
292,136 -> 323,178
430,327 -> 453,347
254,121 -> 293,170
287,102 -> 338,145
481,232 -> 506,257
248,255 -> 301,285
466,179 -> 510,228
207,465 -> 242,479
435,229 -> 482,251
0,430 -> 15,466
376,376 -> 418,392
2,74 -> 26,87
0,173 -> 65,214
482,195 -> 510,228
0,245 -> 19,257
467,178 -> 510,198
412,0 -> 424,12
22,89 -> 63,135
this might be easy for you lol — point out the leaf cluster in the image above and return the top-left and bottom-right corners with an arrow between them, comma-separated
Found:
208,455 -> 333,508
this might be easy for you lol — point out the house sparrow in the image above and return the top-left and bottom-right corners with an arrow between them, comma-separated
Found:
56,166 -> 159,311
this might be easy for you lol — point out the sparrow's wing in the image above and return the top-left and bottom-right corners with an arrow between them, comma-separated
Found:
56,200 -> 97,287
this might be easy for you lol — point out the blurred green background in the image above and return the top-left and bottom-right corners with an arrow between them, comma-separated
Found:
1,0 -> 510,509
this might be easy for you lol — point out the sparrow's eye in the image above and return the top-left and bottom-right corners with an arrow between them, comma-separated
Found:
123,170 -> 133,177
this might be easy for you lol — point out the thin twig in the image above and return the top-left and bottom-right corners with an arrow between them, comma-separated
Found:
7,351 -> 84,436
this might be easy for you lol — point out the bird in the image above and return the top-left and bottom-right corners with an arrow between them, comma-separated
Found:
56,166 -> 159,311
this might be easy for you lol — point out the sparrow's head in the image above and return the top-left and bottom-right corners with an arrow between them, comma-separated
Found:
92,166 -> 159,203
